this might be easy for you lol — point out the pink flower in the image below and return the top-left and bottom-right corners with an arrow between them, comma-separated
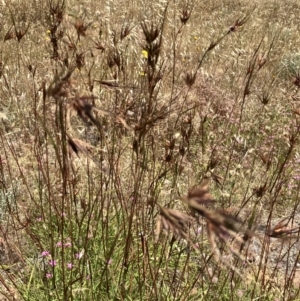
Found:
56,241 -> 63,247
64,242 -> 72,248
41,251 -> 50,257
67,263 -> 73,269
46,273 -> 53,279
107,259 -> 112,265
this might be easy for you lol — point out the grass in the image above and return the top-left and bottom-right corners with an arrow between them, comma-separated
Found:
1,0 -> 300,300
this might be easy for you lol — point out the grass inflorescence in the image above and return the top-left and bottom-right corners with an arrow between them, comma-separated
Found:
1,0 -> 300,300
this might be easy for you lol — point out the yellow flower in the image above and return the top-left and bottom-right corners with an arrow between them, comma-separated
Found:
141,50 -> 148,59
45,30 -> 51,41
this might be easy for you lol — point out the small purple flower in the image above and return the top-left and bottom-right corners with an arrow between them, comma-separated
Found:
46,273 -> 53,279
67,263 -> 73,269
64,242 -> 72,248
41,251 -> 50,257
107,259 -> 112,265
56,241 -> 63,247
36,217 -> 42,222
48,260 -> 57,266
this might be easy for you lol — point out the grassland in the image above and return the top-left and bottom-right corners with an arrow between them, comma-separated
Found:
1,0 -> 300,300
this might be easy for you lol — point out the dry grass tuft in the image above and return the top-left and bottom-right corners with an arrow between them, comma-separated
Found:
2,0 -> 300,300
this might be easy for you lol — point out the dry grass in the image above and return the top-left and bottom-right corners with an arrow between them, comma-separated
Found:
1,0 -> 300,300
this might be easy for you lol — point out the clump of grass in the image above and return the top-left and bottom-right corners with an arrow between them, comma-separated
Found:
280,53 -> 300,80
1,0 -> 300,300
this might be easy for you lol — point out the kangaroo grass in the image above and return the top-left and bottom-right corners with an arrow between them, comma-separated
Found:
2,0 -> 300,300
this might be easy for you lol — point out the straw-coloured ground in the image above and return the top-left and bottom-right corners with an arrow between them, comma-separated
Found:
1,0 -> 300,300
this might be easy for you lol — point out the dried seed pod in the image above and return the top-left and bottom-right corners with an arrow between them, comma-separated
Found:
228,16 -> 250,33
72,97 -> 99,126
187,185 -> 215,205
292,74 -> 300,88
15,25 -> 30,42
180,9 -> 191,24
155,206 -> 193,243
267,217 -> 300,238
4,30 -> 15,41
94,40 -> 105,52
184,72 -> 196,87
74,19 -> 92,37
120,23 -> 134,40
76,52 -> 85,69
141,22 -> 160,43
